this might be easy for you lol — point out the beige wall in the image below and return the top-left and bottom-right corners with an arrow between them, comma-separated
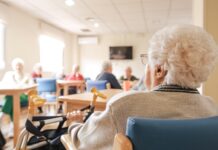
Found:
202,0 -> 218,102
79,33 -> 152,80
0,3 -> 75,79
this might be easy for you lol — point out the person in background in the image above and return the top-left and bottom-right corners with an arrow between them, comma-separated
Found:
66,24 -> 218,150
96,61 -> 122,89
1,58 -> 32,137
120,66 -> 138,82
65,64 -> 84,81
132,73 -> 146,91
64,64 -> 84,94
31,63 -> 43,83
55,67 -> 66,80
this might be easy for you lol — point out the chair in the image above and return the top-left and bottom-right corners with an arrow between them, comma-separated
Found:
113,116 -> 218,150
36,78 -> 58,114
86,80 -> 108,92
27,89 -> 46,115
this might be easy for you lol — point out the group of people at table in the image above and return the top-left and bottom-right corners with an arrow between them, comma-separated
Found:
1,24 -> 218,150
0,52 -> 141,138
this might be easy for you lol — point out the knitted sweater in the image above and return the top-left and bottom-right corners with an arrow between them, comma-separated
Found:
69,85 -> 218,150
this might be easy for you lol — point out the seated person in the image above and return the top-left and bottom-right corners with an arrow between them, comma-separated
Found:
65,64 -> 84,94
132,73 -> 146,91
31,63 -> 43,83
55,68 -> 66,80
65,64 -> 84,81
96,61 -> 122,89
120,66 -> 138,82
1,58 -> 32,137
66,25 -> 218,149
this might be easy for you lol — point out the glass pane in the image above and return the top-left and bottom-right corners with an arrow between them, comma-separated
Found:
39,35 -> 65,72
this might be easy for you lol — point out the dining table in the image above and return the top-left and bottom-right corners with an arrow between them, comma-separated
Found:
0,83 -> 37,146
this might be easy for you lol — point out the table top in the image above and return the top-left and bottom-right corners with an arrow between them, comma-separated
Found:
57,80 -> 85,85
58,89 -> 123,103
0,83 -> 37,93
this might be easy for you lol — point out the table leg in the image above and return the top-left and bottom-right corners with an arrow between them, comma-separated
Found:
64,85 -> 68,96
13,93 -> 20,146
63,101 -> 68,114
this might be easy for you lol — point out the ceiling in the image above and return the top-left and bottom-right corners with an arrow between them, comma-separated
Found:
1,0 -> 192,35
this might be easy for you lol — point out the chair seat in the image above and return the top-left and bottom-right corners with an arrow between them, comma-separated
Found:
39,94 -> 56,102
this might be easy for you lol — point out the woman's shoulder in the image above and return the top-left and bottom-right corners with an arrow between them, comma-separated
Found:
107,90 -> 148,106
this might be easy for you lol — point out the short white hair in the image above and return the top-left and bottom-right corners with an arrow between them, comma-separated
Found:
102,61 -> 112,72
72,64 -> 79,72
148,24 -> 218,88
11,58 -> 24,70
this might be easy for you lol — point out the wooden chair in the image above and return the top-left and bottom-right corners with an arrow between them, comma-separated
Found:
15,90 -> 46,150
112,133 -> 132,150
27,89 -> 46,115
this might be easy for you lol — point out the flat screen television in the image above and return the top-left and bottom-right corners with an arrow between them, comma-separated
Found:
109,46 -> 133,60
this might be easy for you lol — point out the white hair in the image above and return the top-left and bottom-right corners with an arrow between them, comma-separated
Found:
102,61 -> 112,72
11,58 -> 24,70
72,64 -> 79,72
148,24 -> 218,88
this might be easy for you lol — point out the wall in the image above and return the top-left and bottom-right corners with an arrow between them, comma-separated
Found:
0,3 -> 75,79
79,33 -> 152,80
202,0 -> 218,102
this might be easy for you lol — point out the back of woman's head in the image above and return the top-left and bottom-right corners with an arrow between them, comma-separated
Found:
148,24 -> 218,88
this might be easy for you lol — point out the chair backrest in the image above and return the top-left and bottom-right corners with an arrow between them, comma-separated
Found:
126,116 -> 218,150
36,78 -> 57,93
86,80 -> 107,92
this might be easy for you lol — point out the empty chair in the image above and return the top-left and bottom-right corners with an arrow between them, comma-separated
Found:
36,78 -> 57,114
86,80 -> 108,92
113,116 -> 218,150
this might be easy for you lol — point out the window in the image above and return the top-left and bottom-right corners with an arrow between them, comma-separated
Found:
39,35 -> 65,72
0,22 -> 5,69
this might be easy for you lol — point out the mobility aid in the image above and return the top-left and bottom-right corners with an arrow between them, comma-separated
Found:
15,87 -> 107,150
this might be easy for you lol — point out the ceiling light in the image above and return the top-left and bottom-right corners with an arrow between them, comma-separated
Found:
65,0 -> 75,6
94,22 -> 99,28
86,17 -> 95,22
80,28 -> 91,32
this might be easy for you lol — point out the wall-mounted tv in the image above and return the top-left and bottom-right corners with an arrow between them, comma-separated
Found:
109,46 -> 133,60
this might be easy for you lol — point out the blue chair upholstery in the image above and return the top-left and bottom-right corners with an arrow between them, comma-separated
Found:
36,78 -> 57,102
126,116 -> 218,150
86,80 -> 107,92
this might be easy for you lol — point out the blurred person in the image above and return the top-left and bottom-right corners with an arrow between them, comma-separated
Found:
64,64 -> 84,94
120,66 -> 138,82
31,63 -> 43,83
55,67 -> 66,80
1,58 -> 32,137
132,73 -> 146,91
96,61 -> 122,89
65,64 -> 84,81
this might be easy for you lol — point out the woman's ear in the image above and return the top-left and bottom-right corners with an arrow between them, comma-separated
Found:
154,65 -> 166,80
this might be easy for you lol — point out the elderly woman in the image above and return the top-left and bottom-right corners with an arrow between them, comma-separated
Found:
1,58 -> 32,137
67,25 -> 218,150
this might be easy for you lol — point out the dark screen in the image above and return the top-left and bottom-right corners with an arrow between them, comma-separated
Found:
109,46 -> 133,60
